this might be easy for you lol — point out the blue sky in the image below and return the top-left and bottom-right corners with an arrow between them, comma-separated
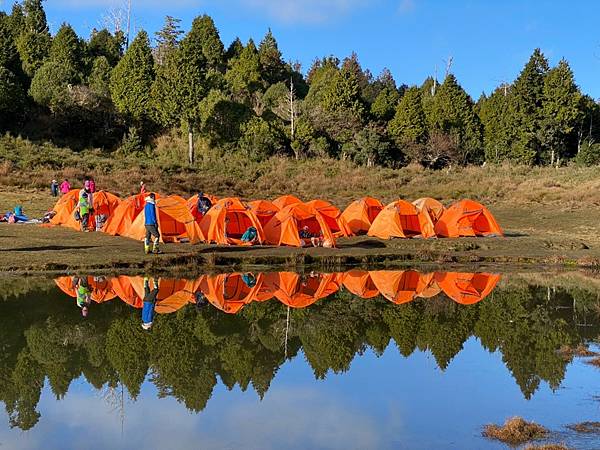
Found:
3,0 -> 600,99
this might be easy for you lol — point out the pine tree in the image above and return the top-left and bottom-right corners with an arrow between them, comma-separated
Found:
8,3 -> 25,40
154,16 -> 183,65
429,74 -> 483,163
371,84 -> 400,122
478,86 -> 513,162
225,37 -> 243,61
0,14 -> 21,74
49,23 -> 85,79
225,39 -> 262,104
151,49 -> 180,128
506,48 -> 549,164
0,66 -> 24,127
388,87 -> 426,145
88,56 -> 112,97
88,29 -> 123,67
539,59 -> 581,163
194,15 -> 225,72
110,30 -> 155,127
16,0 -> 51,77
258,28 -> 286,85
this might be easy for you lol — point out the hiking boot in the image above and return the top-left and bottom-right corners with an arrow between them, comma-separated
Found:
144,245 -> 151,255
152,248 -> 162,254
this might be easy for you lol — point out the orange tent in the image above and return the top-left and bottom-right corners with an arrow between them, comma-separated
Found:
305,199 -> 349,237
198,273 -> 264,314
103,193 -> 147,236
248,200 -> 280,228
272,195 -> 303,210
339,197 -> 384,236
368,200 -> 436,239
266,272 -> 340,308
342,270 -> 379,299
416,273 -> 443,298
110,276 -> 144,308
413,198 -> 445,224
123,195 -> 203,243
187,194 -> 219,223
434,199 -> 503,238
55,276 -> 117,303
435,272 -> 501,305
62,191 -> 121,231
369,270 -> 428,305
50,189 -> 81,225
200,197 -> 265,245
264,203 -> 336,247
128,277 -> 193,314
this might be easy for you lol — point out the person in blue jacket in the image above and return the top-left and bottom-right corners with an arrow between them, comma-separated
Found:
142,277 -> 160,330
144,193 -> 161,254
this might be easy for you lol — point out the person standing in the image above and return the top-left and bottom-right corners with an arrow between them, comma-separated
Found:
51,180 -> 59,197
78,192 -> 90,232
75,277 -> 92,318
60,179 -> 71,195
140,181 -> 146,194
142,277 -> 160,330
144,193 -> 161,254
88,176 -> 96,194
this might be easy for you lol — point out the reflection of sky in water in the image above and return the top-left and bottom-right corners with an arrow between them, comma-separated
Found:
2,339 -> 599,450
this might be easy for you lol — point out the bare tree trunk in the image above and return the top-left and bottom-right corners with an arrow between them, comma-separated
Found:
289,77 -> 296,141
550,149 -> 555,166
188,128 -> 194,165
125,0 -> 132,49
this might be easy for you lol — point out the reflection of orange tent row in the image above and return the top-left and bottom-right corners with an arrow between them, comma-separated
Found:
265,272 -> 340,308
55,276 -> 117,303
305,199 -> 349,237
103,193 -> 147,236
435,272 -> 501,305
368,200 -> 436,239
435,199 -> 503,238
198,273 -> 265,314
369,270 -> 434,305
123,195 -> 203,243
200,198 -> 265,245
248,200 -> 280,228
339,197 -> 383,236
413,197 -> 445,224
264,203 -> 336,247
342,270 -> 379,299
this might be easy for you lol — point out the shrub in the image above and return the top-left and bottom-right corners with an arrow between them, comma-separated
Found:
575,141 -> 600,166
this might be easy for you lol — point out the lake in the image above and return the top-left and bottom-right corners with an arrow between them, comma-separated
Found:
0,269 -> 599,449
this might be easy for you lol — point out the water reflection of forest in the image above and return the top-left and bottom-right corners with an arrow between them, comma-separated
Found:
0,270 -> 599,431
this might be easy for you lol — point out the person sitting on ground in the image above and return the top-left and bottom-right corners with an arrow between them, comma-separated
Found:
298,226 -> 323,247
142,277 -> 160,330
60,179 -> 71,195
197,192 -> 213,216
241,226 -> 259,245
78,192 -> 90,232
194,291 -> 209,311
51,179 -> 59,197
144,193 -> 161,254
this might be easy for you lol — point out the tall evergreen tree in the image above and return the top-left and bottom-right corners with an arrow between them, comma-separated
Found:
429,74 -> 483,163
16,0 -> 51,77
371,83 -> 400,122
388,87 -> 426,145
506,48 -> 549,164
88,56 -> 112,97
88,29 -> 123,67
48,23 -> 85,78
0,66 -> 24,127
154,16 -> 183,65
110,30 -> 155,128
478,86 -> 513,162
225,39 -> 262,105
8,3 -> 25,40
258,28 -> 286,85
0,14 -> 21,75
539,59 -> 581,163
194,15 -> 225,73
225,37 -> 243,61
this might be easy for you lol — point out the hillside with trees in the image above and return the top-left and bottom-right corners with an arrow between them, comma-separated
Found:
1,0 -> 599,168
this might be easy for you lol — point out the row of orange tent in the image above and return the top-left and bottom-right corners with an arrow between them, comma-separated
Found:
49,191 -> 503,247
55,270 -> 501,315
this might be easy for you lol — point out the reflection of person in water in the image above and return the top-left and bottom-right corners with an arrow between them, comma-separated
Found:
142,277 -> 160,330
74,277 -> 91,317
242,272 -> 257,288
194,291 -> 208,311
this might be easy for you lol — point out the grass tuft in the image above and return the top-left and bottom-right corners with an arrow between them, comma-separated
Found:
482,417 -> 548,445
567,421 -> 600,433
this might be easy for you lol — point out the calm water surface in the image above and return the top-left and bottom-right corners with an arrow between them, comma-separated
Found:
0,270 -> 599,450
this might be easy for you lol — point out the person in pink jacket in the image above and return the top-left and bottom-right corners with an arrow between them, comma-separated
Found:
60,179 -> 71,195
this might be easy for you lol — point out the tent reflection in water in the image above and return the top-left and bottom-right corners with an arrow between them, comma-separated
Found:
198,273 -> 265,314
200,198 -> 265,245
342,270 -> 379,299
264,272 -> 340,308
435,272 -> 501,305
123,195 -> 203,243
368,200 -> 436,239
339,197 -> 383,236
55,276 -> 117,303
435,199 -> 503,238
369,270 -> 434,304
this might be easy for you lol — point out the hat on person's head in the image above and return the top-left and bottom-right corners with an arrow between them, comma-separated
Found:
81,192 -> 88,198
142,322 -> 153,330
140,181 -> 144,185
52,179 -> 57,183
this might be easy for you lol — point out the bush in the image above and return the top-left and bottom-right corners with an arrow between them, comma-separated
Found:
575,141 -> 600,166
118,127 -> 143,155
238,116 -> 285,161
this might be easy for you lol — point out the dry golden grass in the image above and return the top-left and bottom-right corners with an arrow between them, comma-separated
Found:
587,357 -> 600,368
567,421 -> 600,433
482,417 -> 548,445
557,344 -> 598,360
